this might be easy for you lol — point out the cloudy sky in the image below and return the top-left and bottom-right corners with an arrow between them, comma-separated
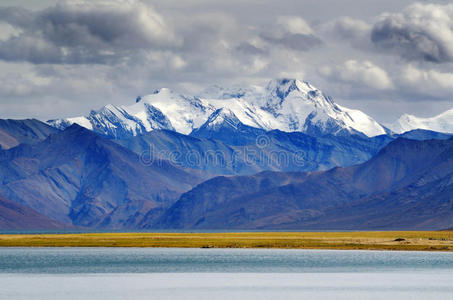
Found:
0,0 -> 452,124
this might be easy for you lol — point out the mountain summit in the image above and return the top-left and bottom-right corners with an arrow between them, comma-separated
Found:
48,79 -> 388,138
256,79 -> 387,136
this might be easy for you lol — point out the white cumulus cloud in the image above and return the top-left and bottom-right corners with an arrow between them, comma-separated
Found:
320,60 -> 393,90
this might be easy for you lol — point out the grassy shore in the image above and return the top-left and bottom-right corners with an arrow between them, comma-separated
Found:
0,231 -> 453,251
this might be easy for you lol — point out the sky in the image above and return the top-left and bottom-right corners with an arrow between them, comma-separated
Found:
0,0 -> 452,124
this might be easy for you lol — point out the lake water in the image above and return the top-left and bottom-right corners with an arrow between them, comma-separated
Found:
0,248 -> 452,299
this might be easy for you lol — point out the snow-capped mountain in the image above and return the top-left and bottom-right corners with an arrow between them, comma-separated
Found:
48,79 -> 388,138
390,109 -> 453,134
48,88 -> 214,138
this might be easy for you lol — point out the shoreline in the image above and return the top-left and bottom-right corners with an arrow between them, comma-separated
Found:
0,231 -> 453,251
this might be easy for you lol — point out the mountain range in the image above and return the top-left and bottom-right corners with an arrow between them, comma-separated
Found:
153,137 -> 453,230
0,78 -> 452,230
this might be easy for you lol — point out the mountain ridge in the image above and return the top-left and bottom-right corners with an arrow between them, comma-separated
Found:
0,119 -> 59,150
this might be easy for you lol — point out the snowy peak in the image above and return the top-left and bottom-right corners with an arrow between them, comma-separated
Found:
261,78 -> 337,116
265,78 -> 331,104
47,78 -> 389,138
257,78 -> 386,136
390,109 -> 453,134
48,88 -> 214,138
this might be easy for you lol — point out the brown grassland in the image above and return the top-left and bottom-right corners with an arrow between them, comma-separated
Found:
0,231 -> 453,251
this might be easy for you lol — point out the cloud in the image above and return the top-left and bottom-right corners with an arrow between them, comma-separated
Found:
0,36 -> 64,64
320,60 -> 393,90
0,71 -> 49,97
0,4 -> 320,78
320,17 -> 372,49
276,16 -> 313,35
160,12 -> 271,78
0,6 -> 33,28
235,42 -> 267,55
400,64 -> 453,95
260,16 -> 322,51
0,0 -> 178,64
261,33 -> 322,52
371,3 -> 453,63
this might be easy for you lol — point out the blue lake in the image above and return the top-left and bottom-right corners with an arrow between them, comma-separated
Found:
0,248 -> 452,299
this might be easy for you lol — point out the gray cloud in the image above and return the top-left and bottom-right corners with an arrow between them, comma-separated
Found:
371,3 -> 453,63
0,6 -> 33,27
328,17 -> 371,40
235,42 -> 267,55
0,0 -> 178,64
0,35 -> 63,64
260,32 -> 322,52
319,17 -> 372,50
260,16 -> 322,51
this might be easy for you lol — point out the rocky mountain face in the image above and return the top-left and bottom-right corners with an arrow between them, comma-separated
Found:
0,119 -> 58,150
47,79 -> 388,138
0,125 -> 207,229
152,137 -> 453,230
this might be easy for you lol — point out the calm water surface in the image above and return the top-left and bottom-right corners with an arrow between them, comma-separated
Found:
0,248 -> 452,299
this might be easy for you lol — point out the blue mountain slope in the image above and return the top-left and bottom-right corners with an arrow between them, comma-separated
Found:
116,118 -> 393,176
396,129 -> 452,140
0,125 -> 208,229
117,113 -> 451,178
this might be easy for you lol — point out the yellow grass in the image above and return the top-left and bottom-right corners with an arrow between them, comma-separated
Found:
1,231 -> 453,251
